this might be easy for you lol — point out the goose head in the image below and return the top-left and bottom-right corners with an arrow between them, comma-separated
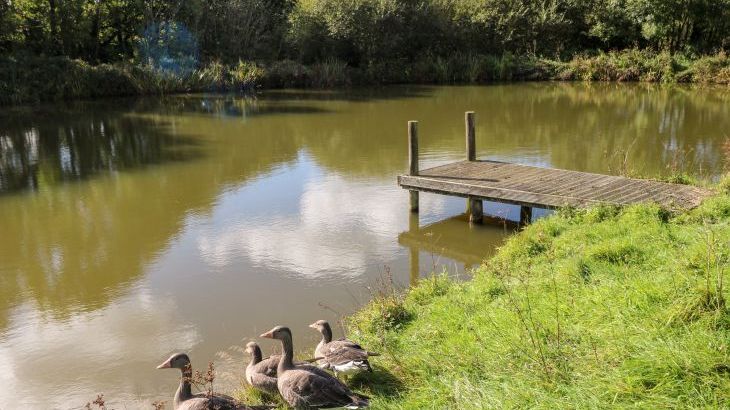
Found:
260,325 -> 290,341
245,341 -> 264,362
308,319 -> 328,331
156,352 -> 191,371
245,341 -> 259,355
309,320 -> 333,342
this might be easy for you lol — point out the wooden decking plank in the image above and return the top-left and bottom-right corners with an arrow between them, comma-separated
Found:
551,173 -> 624,198
550,174 -> 617,197
566,178 -> 629,200
485,163 -> 591,193
399,175 -> 603,208
468,161 -> 537,181
519,170 -> 605,196
399,160 -> 710,211
599,179 -> 655,203
616,182 -> 674,205
588,177 -> 660,202
508,174 -> 588,198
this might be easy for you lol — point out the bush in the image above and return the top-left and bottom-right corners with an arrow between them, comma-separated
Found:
689,52 -> 730,84
229,61 -> 265,91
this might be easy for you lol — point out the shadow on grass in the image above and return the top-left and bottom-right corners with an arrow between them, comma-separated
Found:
349,365 -> 405,399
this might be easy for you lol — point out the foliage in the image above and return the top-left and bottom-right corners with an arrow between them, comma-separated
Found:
719,174 -> 730,195
688,52 -> 730,84
1,0 -> 729,104
0,56 -> 265,104
348,191 -> 730,408
1,0 -> 728,68
3,50 -> 730,104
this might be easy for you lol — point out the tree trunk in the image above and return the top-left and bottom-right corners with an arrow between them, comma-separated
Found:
48,0 -> 59,54
90,2 -> 101,61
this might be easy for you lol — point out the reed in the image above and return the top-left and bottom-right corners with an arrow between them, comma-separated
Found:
2,51 -> 729,105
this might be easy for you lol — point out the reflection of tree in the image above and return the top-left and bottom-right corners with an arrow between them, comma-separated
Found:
0,84 -> 727,331
0,110 -> 201,194
271,84 -> 729,179
0,103 -> 302,330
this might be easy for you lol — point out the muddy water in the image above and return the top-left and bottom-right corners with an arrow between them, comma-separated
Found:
0,84 -> 728,408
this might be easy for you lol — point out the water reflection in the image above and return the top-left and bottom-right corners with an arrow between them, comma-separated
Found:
402,213 -> 515,283
130,95 -> 334,118
0,110 -> 201,194
0,288 -> 200,409
0,84 -> 728,408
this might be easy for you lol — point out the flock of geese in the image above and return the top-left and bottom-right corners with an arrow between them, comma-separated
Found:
156,320 -> 379,410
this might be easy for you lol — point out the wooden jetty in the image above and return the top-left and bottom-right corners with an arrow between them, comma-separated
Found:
399,112 -> 712,225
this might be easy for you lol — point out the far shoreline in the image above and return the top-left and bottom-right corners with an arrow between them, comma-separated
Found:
2,50 -> 728,106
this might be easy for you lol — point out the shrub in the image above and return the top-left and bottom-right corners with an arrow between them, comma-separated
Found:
689,52 -> 730,84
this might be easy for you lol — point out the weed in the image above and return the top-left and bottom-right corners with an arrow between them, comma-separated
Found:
84,394 -> 110,410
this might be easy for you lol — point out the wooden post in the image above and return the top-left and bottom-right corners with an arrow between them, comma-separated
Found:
408,121 -> 419,213
465,111 -> 476,161
469,197 -> 483,224
465,112 -> 479,222
520,205 -> 533,226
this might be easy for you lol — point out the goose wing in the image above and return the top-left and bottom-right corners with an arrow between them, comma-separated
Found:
182,393 -> 266,410
280,368 -> 359,409
324,344 -> 369,366
247,371 -> 278,394
335,337 -> 363,349
254,355 -> 280,377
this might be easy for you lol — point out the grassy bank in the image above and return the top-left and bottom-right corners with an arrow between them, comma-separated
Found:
2,50 -> 730,105
342,180 -> 730,408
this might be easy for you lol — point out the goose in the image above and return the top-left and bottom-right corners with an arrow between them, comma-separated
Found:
245,342 -> 279,395
260,326 -> 369,409
309,320 -> 379,378
244,341 -> 327,395
157,352 -> 268,410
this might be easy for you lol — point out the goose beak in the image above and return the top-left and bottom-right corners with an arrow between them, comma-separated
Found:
260,330 -> 274,339
156,359 -> 172,369
308,323 -> 317,329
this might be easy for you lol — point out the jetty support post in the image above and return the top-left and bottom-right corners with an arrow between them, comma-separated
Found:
466,111 -> 476,161
465,111 -> 482,224
408,120 -> 419,213
520,205 -> 533,227
468,198 -> 483,224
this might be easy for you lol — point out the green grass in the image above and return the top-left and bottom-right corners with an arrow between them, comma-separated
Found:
3,50 -> 729,105
344,191 -> 730,409
0,56 -> 264,105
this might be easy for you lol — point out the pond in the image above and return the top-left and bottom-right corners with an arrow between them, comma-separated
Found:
0,83 -> 728,408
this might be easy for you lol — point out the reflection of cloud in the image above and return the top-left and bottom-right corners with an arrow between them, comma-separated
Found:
0,287 -> 200,409
197,167 -> 449,279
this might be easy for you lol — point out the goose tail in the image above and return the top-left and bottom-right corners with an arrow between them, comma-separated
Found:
345,393 -> 370,408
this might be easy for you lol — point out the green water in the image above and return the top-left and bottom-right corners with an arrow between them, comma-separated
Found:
0,84 -> 728,408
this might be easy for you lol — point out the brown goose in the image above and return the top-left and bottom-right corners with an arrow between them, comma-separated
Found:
157,352 -> 268,410
309,320 -> 379,378
245,342 -> 279,395
260,326 -> 369,409
244,341 -> 327,395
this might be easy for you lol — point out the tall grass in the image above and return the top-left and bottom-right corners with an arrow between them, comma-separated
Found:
0,56 -> 264,104
347,189 -> 730,408
2,50 -> 729,105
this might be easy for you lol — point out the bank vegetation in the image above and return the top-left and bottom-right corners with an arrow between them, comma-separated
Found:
344,176 -> 730,408
1,0 -> 730,104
